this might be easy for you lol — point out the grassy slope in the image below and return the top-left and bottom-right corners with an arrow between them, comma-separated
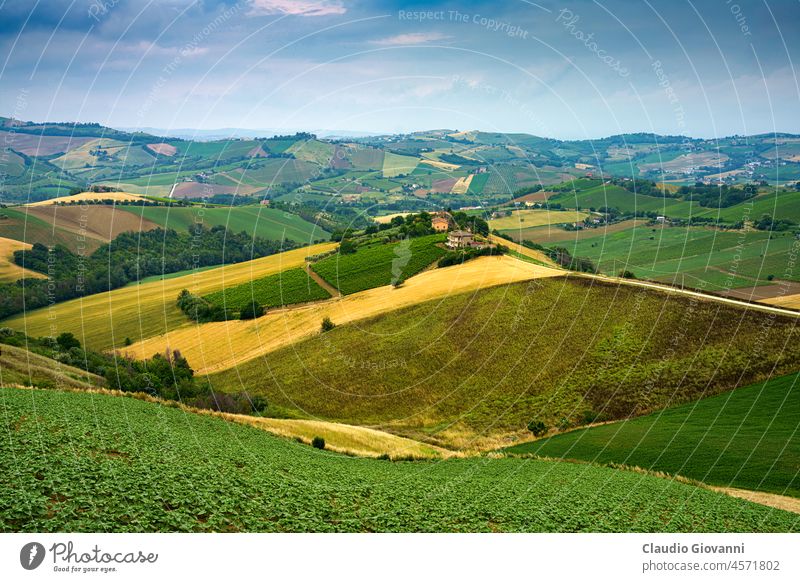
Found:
311,234 -> 446,295
505,373 -> 800,498
0,344 -> 103,390
545,224 -> 798,290
0,207 -> 102,253
131,206 -> 329,243
207,277 -> 800,449
2,387 -> 796,532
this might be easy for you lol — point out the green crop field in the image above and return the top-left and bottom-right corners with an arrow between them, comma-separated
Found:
382,152 -> 419,178
538,223 -> 799,290
204,267 -> 330,310
207,277 -> 800,449
2,387 -> 796,532
131,205 -> 329,243
311,234 -> 446,295
505,373 -> 800,498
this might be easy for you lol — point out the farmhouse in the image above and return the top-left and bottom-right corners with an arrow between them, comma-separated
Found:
432,213 -> 450,232
446,230 -> 473,249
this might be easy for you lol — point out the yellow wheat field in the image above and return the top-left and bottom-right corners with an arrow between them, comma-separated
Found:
2,242 -> 337,350
450,174 -> 473,194
760,293 -> 800,310
127,255 -> 564,374
487,234 -> 560,267
419,158 -> 461,171
26,191 -> 147,206
0,237 -> 46,282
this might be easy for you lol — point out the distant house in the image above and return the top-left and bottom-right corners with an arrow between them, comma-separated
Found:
432,215 -> 450,232
446,230 -> 474,249
260,199 -> 270,206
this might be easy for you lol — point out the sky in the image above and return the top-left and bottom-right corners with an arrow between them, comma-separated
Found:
1,0 -> 799,139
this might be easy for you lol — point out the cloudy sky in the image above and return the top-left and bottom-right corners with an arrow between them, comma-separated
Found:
1,0 -> 798,139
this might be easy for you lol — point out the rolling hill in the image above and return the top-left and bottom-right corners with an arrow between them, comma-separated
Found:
505,372 -> 800,498
2,386 -> 796,532
205,275 -> 800,449
0,242 -> 338,351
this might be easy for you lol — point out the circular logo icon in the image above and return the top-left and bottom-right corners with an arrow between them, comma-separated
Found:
20,542 -> 46,570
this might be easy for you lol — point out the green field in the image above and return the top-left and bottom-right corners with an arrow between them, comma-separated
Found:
506,373 -> 800,498
204,267 -> 330,310
207,277 -> 800,448
131,205 -> 329,243
2,387 -> 796,532
311,234 -> 446,295
382,152 -> 419,178
538,223 -> 799,290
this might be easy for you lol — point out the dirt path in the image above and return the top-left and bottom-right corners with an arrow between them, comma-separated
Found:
572,272 -> 800,319
306,263 -> 341,298
710,486 -> 800,515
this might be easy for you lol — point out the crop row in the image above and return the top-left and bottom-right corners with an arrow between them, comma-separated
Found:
203,267 -> 330,310
311,234 -> 446,295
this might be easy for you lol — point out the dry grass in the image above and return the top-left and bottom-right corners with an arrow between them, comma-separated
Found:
450,174 -> 473,194
27,191 -> 147,206
374,212 -> 411,224
228,416 -> 451,459
0,344 -> 103,390
490,209 -> 590,231
760,293 -> 800,310
419,158 -> 460,171
126,255 -> 564,373
0,237 -> 46,282
2,242 -> 337,351
710,486 -> 800,515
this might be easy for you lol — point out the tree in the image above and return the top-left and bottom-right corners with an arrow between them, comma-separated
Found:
56,332 -> 81,351
240,301 -> 264,320
321,317 -> 335,332
312,436 -> 326,449
527,420 -> 547,437
338,239 -> 357,255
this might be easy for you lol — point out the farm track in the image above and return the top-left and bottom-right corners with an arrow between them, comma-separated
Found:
573,271 -> 800,318
306,262 -> 341,297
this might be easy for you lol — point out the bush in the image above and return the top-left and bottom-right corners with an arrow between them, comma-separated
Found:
527,420 -> 547,437
239,301 -> 265,320
618,270 -> 636,279
321,317 -> 335,333
312,436 -> 326,449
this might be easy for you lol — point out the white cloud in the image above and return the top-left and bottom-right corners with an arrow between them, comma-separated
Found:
370,32 -> 450,46
247,0 -> 346,17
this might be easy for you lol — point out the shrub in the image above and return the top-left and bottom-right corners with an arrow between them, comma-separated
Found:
312,436 -> 326,450
527,420 -> 547,436
618,270 -> 636,279
321,317 -> 335,333
239,301 -> 265,320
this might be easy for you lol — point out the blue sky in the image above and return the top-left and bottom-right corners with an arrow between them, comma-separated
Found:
1,0 -> 798,139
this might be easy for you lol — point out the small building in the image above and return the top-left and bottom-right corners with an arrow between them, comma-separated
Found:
432,215 -> 450,232
259,199 -> 270,206
447,230 -> 474,249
